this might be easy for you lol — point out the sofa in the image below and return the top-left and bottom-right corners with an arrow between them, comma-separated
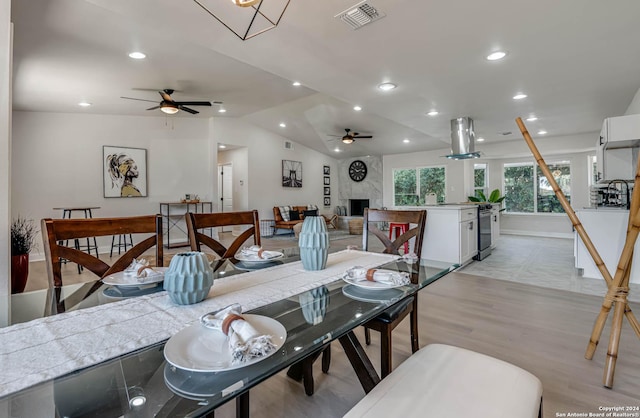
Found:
273,205 -> 337,233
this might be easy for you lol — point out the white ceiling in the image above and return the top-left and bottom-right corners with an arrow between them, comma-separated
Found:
11,0 -> 640,158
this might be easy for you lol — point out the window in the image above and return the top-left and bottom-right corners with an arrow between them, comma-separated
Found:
393,166 -> 446,205
473,163 -> 487,199
588,155 -> 597,186
503,161 -> 570,213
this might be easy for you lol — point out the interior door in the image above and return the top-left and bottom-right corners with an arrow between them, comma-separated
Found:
218,164 -> 233,232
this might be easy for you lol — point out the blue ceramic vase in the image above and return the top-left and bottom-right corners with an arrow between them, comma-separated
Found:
298,216 -> 329,271
164,252 -> 214,305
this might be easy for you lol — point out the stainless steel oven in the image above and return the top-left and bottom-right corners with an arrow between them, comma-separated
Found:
474,204 -> 492,260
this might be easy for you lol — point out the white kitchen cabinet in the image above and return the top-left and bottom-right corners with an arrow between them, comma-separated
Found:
596,115 -> 639,182
490,207 -> 500,249
402,205 -> 478,265
575,209 -> 640,284
460,218 -> 477,263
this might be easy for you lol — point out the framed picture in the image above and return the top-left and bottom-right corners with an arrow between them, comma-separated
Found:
323,165 -> 330,175
282,160 -> 303,188
323,176 -> 330,185
324,186 -> 331,196
103,146 -> 147,198
324,197 -> 331,206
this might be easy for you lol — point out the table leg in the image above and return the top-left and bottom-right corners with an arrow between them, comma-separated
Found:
236,391 -> 250,418
338,331 -> 381,393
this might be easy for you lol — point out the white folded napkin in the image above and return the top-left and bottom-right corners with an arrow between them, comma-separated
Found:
124,258 -> 149,276
239,245 -> 280,261
345,266 -> 410,286
200,303 -> 277,364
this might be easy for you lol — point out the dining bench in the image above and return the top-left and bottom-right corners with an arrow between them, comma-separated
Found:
344,343 -> 543,418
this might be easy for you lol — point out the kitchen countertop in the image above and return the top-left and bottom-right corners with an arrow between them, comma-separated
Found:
393,204 -> 479,211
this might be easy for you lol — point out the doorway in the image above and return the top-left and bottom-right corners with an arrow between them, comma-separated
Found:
218,163 -> 233,232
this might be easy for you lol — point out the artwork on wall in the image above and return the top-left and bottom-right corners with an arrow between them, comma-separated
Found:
323,165 -> 330,175
103,146 -> 148,198
282,160 -> 303,188
324,197 -> 331,207
324,186 -> 331,196
324,176 -> 330,185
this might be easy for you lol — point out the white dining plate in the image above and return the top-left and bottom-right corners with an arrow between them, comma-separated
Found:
102,267 -> 168,287
164,314 -> 287,373
342,284 -> 405,303
234,251 -> 284,264
341,273 -> 407,290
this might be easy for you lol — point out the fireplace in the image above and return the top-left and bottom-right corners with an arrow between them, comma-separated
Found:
349,199 -> 370,216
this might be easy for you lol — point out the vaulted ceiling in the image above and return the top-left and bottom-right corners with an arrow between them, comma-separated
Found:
11,0 -> 640,158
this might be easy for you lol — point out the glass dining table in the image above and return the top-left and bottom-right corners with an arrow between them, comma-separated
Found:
3,248 -> 456,417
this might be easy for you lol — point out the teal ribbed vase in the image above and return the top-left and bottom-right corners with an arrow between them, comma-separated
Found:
164,252 -> 214,305
298,216 -> 329,271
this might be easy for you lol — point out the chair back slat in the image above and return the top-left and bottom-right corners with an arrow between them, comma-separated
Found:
42,215 -> 163,288
186,210 -> 261,259
362,208 -> 427,260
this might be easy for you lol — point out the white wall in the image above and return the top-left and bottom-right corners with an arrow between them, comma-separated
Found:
625,87 -> 640,115
212,118 -> 339,221
218,147 -> 249,212
384,132 -> 597,238
12,111 -> 213,258
0,1 -> 11,327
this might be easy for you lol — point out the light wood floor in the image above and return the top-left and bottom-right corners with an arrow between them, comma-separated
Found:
206,272 -> 640,417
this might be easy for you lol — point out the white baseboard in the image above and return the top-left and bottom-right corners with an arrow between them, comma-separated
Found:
500,229 -> 573,239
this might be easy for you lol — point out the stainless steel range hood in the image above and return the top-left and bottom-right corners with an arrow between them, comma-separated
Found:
446,117 -> 481,160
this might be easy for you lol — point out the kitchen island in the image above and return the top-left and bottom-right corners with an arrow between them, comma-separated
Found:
575,208 -> 640,284
394,205 -> 480,265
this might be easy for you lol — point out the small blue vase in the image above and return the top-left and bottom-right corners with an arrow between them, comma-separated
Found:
164,252 -> 214,305
298,216 -> 329,271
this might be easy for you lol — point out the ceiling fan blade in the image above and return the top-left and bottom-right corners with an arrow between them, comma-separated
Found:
173,101 -> 212,107
354,135 -> 373,139
159,91 -> 173,102
178,105 -> 199,114
121,96 -> 158,103
146,106 -> 161,110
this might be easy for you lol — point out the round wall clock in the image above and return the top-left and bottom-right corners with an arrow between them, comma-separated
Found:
348,160 -> 367,182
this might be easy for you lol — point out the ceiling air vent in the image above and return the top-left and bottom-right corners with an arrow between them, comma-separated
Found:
335,1 -> 385,30
284,140 -> 294,150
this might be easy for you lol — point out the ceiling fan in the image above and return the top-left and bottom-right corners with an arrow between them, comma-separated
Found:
121,89 -> 221,115
328,128 -> 373,144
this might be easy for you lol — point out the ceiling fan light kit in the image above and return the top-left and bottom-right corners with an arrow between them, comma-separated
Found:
192,0 -> 291,41
123,89 -> 214,115
329,128 -> 373,145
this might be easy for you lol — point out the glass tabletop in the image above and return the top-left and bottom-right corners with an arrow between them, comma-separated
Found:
4,253 -> 456,417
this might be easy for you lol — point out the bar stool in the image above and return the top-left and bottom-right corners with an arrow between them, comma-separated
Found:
388,222 -> 410,253
53,207 -> 100,273
110,234 -> 134,257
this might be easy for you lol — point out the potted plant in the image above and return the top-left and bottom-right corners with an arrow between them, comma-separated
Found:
468,188 -> 506,211
11,216 -> 37,294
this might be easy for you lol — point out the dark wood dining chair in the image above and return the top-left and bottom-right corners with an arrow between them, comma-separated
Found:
361,208 -> 427,378
42,214 -> 164,289
186,210 -> 261,259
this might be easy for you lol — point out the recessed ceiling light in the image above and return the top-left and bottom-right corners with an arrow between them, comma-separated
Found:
477,137 -> 485,142
526,116 -> 538,121
513,93 -> 527,100
279,123 -> 286,128
538,130 -> 547,135
292,81 -> 301,86
218,108 -> 226,113
219,144 -> 227,149
486,51 -> 507,61
378,82 -> 397,91
426,110 -> 439,116
403,138 -> 410,143
128,52 -> 146,59
334,148 -> 340,152
353,105 -> 362,111
78,102 -> 91,107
